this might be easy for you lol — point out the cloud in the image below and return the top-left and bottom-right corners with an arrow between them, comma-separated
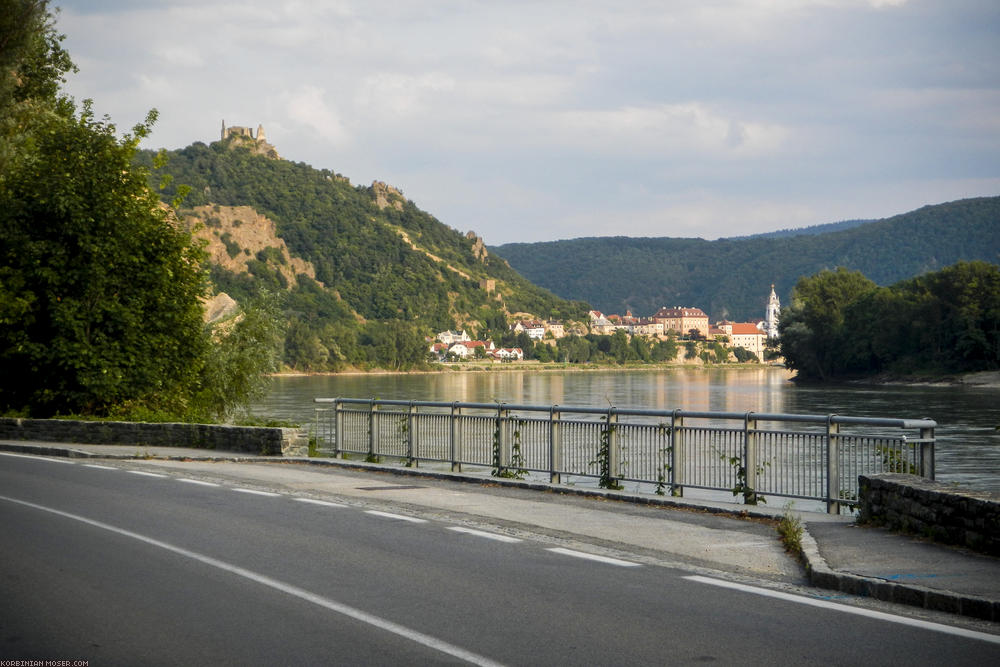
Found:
551,104 -> 790,158
355,72 -> 457,119
155,46 -> 204,68
53,0 -> 1000,246
283,86 -> 350,146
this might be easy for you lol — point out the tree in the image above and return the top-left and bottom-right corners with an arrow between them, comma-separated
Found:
1,1 -> 76,170
779,268 -> 876,380
0,3 -> 282,419
193,293 -> 285,421
0,104 -> 213,417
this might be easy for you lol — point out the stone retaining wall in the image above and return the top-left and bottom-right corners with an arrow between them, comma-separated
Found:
859,473 -> 1000,556
0,418 -> 308,457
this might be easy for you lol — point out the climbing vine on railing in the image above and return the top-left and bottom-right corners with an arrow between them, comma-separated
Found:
508,419 -> 527,479
655,422 -> 672,496
397,414 -> 414,467
591,415 -> 623,490
719,451 -> 770,505
491,413 -> 527,479
490,412 -> 503,476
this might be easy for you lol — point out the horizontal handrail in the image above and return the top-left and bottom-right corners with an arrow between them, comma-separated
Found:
314,397 -> 936,429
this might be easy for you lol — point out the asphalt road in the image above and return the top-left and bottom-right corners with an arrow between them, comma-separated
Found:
1,453 -> 997,665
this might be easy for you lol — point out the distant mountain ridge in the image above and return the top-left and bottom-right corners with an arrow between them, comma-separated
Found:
726,218 -> 874,240
493,197 -> 1000,321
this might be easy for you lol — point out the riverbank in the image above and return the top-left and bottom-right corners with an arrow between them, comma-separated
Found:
841,370 -> 1000,389
275,360 -> 787,377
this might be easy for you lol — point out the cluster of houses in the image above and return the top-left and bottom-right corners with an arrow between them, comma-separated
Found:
430,331 -> 525,362
430,287 -> 781,362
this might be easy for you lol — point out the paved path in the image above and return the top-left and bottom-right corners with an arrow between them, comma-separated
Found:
2,439 -> 998,625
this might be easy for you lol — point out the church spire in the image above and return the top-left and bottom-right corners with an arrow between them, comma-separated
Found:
765,285 -> 780,338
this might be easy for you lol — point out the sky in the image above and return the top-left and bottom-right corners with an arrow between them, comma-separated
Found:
55,0 -> 1000,245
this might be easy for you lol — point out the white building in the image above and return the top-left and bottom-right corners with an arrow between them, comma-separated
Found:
763,285 -> 780,339
436,330 -> 470,345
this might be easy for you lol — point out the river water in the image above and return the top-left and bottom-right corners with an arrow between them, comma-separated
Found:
251,367 -> 1000,492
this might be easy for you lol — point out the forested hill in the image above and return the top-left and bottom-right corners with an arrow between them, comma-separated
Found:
138,139 -> 587,370
493,197 -> 1000,321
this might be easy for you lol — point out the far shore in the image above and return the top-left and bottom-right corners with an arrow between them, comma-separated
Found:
272,361 -> 790,377
271,365 -> 1000,388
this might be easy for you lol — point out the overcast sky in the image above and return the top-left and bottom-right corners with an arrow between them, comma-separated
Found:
56,0 -> 999,245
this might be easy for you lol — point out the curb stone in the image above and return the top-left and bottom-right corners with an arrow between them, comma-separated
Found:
800,528 -> 999,622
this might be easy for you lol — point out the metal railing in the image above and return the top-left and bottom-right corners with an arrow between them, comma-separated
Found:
313,398 -> 936,514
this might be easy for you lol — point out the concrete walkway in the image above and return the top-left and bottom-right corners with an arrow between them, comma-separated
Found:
2,439 -> 998,624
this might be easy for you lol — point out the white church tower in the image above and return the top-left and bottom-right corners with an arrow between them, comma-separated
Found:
764,284 -> 780,339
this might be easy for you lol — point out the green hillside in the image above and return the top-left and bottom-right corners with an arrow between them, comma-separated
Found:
493,197 -> 1000,321
138,138 -> 588,370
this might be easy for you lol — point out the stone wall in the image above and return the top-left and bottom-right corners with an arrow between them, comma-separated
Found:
859,473 -> 1000,556
0,418 -> 308,457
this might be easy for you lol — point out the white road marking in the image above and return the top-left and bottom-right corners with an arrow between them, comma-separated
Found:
83,464 -> 117,470
447,527 -> 522,543
232,488 -> 280,497
365,510 -> 427,523
178,478 -> 220,487
547,547 -> 640,567
127,470 -> 166,478
294,498 -> 347,508
0,494 -> 504,667
684,575 -> 1000,645
0,452 -> 75,464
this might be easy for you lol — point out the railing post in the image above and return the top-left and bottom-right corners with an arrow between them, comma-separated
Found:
368,398 -> 377,462
744,412 -> 758,505
608,408 -> 620,484
671,410 -> 684,497
826,415 -> 841,515
407,401 -> 416,467
920,421 -> 935,480
333,399 -> 344,457
450,402 -> 462,472
549,406 -> 561,484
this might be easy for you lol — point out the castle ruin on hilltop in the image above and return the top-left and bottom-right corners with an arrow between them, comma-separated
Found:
220,120 -> 280,159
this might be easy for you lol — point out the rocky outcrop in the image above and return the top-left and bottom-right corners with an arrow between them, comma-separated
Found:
467,231 -> 488,262
203,292 -> 239,323
184,205 -> 320,289
372,181 -> 404,211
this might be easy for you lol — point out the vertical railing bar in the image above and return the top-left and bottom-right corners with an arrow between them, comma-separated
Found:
744,412 -> 757,504
671,410 -> 684,497
826,415 -> 840,514
407,401 -> 416,467
334,399 -> 343,457
550,406 -> 561,484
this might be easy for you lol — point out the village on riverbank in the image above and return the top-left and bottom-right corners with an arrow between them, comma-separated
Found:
429,286 -> 783,366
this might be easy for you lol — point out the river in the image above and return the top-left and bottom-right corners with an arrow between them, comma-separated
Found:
251,367 -> 1000,492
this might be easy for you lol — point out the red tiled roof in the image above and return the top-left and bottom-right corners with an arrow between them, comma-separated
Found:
730,323 -> 763,335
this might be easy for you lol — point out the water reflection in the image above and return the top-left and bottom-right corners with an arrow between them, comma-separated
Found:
253,368 -> 1000,491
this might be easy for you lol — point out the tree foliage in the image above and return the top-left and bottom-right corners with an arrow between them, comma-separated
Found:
0,96 -> 213,416
779,262 -> 1000,380
0,2 -> 282,419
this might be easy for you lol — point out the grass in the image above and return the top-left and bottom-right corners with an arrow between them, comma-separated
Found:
777,504 -> 804,558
